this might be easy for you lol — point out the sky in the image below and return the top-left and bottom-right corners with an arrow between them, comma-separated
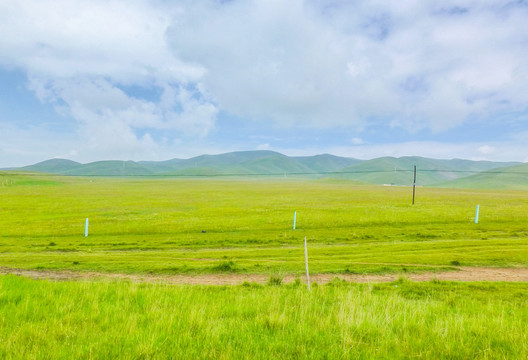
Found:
1,0 -> 528,167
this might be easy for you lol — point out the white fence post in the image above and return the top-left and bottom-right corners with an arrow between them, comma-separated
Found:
304,236 -> 310,290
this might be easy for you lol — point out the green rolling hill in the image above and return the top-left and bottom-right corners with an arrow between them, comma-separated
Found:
23,160 -> 154,176
437,163 -> 528,189
21,151 -> 351,177
16,151 -> 523,188
21,159 -> 84,174
293,154 -> 361,172
334,157 -> 517,186
165,151 -> 315,175
70,161 -> 155,176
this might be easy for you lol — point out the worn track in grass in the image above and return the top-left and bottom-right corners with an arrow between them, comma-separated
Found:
2,266 -> 528,285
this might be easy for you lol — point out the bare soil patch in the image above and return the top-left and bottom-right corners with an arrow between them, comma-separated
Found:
2,266 -> 528,285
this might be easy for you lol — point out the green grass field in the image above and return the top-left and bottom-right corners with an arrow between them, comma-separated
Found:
1,276 -> 528,359
1,172 -> 528,358
1,172 -> 528,275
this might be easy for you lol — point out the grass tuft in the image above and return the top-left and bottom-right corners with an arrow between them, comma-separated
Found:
211,261 -> 237,273
267,275 -> 283,286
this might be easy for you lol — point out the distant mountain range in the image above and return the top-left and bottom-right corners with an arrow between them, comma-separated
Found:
11,150 -> 526,188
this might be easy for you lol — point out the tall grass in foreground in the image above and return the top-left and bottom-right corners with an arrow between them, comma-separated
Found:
1,275 -> 528,359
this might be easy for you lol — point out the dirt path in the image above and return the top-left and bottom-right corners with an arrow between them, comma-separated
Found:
2,266 -> 528,285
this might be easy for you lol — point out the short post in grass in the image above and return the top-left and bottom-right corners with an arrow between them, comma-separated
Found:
293,211 -> 297,230
85,218 -> 89,237
304,236 -> 311,291
412,165 -> 417,205
475,205 -> 480,224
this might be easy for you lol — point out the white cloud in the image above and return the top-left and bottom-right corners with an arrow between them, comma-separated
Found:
256,143 -> 271,151
351,138 -> 364,145
0,0 -> 217,158
478,145 -> 495,155
167,0 -> 528,132
0,0 -> 198,82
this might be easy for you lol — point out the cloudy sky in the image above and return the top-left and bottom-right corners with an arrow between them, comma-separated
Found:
1,0 -> 528,167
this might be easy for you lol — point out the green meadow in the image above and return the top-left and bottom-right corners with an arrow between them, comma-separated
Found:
1,171 -> 528,275
1,276 -> 528,359
2,171 -> 528,359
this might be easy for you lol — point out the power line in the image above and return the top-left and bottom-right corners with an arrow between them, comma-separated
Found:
2,168 -> 528,178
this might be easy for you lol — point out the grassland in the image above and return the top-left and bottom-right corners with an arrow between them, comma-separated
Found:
1,275 -> 528,359
1,171 -> 528,275
2,172 -> 528,358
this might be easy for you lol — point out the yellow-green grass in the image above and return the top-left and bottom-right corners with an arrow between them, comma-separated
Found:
1,275 -> 528,359
1,172 -> 527,275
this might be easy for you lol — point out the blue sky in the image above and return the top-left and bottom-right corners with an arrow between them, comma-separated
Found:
1,0 -> 528,167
